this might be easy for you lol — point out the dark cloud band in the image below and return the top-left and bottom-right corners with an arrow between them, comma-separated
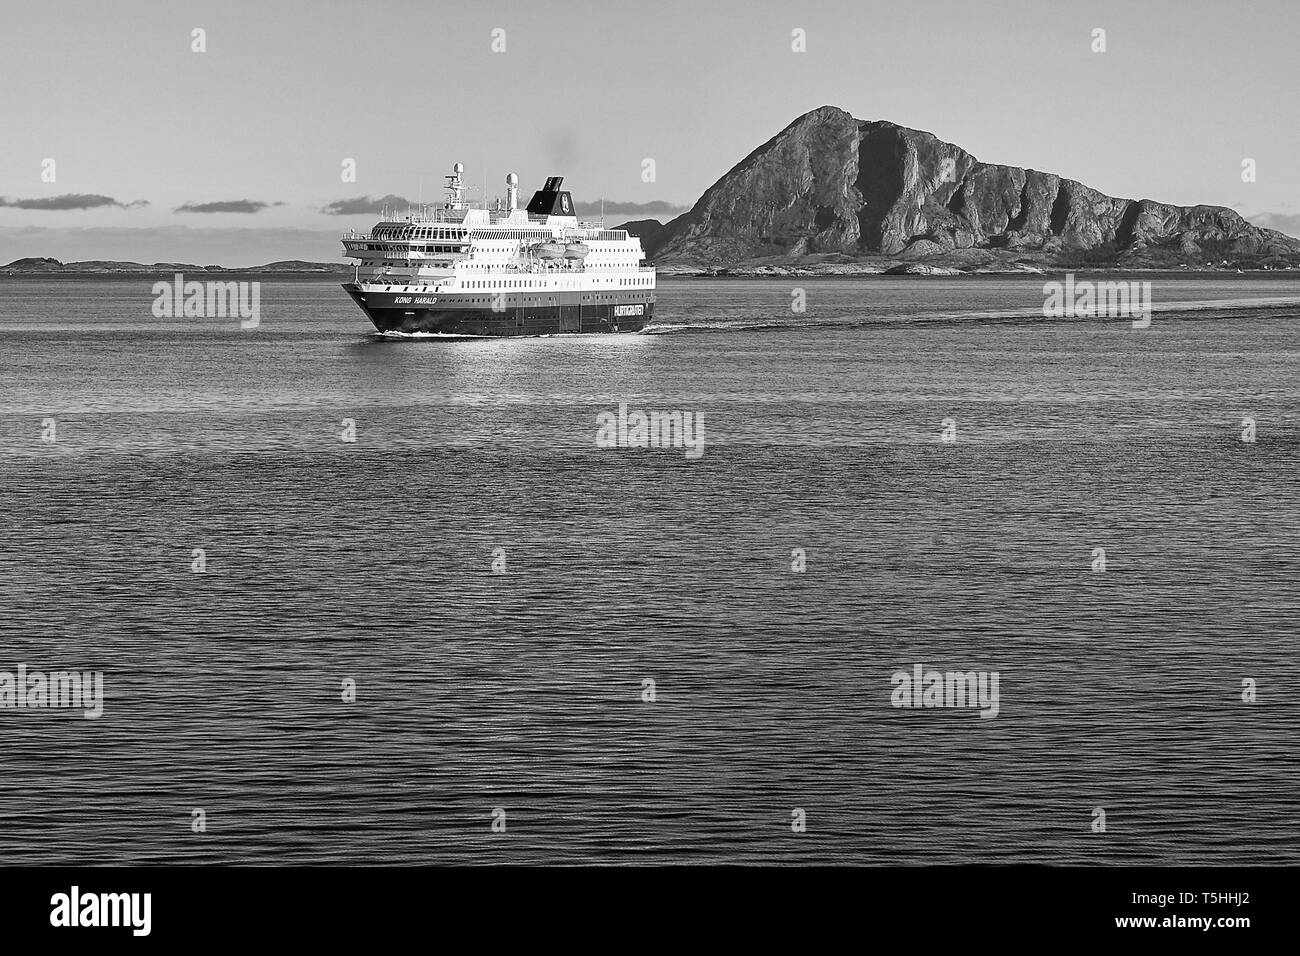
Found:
174,200 -> 286,214
0,194 -> 148,211
321,195 -> 417,216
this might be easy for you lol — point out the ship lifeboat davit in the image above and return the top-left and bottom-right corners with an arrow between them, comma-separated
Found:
563,241 -> 590,260
536,242 -> 565,260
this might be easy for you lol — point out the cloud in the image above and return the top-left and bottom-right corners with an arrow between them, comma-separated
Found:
174,200 -> 287,214
320,195 -> 418,216
0,194 -> 148,211
1249,212 -> 1300,238
572,199 -> 689,217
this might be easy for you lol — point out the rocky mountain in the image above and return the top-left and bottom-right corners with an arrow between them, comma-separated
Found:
647,106 -> 1300,271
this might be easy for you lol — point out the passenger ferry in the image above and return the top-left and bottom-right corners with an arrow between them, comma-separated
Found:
341,164 -> 655,335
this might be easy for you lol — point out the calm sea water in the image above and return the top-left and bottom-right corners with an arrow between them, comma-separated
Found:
0,276 -> 1297,865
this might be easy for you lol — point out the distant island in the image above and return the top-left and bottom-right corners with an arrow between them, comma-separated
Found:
0,258 -> 351,277
620,106 -> 1300,276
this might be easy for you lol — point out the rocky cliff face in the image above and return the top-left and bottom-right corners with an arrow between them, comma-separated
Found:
648,106 -> 1299,268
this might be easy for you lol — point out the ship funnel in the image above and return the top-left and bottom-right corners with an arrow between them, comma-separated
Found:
506,172 -> 519,213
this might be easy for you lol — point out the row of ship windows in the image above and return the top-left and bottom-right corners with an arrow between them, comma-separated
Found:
460,277 -> 654,288
477,231 -> 568,240
453,293 -> 653,303
370,228 -> 631,241
357,244 -> 640,255
358,260 -> 643,268
360,264 -> 651,283
460,263 -> 640,269
458,230 -> 631,241
373,228 -> 467,240
358,244 -> 467,253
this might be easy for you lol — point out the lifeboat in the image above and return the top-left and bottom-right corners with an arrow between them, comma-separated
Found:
536,242 -> 565,259
563,242 -> 590,260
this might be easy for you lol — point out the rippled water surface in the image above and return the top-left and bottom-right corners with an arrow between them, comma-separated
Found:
1,276 -> 1297,864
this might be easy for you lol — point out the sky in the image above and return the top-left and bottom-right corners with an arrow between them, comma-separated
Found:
2,0 -> 1298,265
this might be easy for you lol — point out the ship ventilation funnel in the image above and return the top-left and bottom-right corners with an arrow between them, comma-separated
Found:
506,172 -> 519,213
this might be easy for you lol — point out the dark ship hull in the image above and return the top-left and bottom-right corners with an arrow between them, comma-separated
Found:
344,284 -> 653,336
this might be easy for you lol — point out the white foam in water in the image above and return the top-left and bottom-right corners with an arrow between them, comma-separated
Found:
376,330 -> 490,339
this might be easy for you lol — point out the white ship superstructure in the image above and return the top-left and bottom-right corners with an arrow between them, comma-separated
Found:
342,165 -> 656,335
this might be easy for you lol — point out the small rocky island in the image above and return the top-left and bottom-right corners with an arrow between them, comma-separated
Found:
0,258 -> 349,276
622,106 -> 1300,276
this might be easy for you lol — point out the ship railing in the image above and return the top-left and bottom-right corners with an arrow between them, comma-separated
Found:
557,228 -> 632,241
342,238 -> 470,249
